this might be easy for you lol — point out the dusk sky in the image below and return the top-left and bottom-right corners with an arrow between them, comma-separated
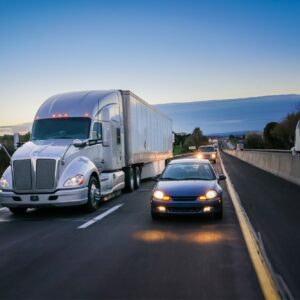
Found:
0,0 -> 300,126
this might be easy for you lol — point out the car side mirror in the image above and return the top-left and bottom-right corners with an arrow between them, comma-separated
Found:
218,174 -> 226,181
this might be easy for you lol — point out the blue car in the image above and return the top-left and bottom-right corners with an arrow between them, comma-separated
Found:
151,158 -> 226,219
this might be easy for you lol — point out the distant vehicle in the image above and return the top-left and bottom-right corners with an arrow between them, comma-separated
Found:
0,90 -> 173,214
196,145 -> 217,163
150,158 -> 226,219
236,140 -> 244,151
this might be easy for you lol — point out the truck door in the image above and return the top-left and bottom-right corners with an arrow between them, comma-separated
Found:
91,121 -> 103,170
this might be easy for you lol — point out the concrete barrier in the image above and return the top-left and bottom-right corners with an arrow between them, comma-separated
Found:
224,149 -> 300,186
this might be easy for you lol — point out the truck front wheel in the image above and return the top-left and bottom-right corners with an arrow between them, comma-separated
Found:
9,207 -> 27,215
125,167 -> 134,192
85,176 -> 100,212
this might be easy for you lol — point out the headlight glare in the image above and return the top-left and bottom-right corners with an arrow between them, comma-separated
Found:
64,175 -> 84,187
153,190 -> 170,201
197,153 -> 203,159
206,190 -> 217,199
0,177 -> 9,188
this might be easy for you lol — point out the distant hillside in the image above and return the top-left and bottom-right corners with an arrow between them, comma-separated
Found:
0,123 -> 31,136
155,94 -> 300,134
1,94 -> 299,136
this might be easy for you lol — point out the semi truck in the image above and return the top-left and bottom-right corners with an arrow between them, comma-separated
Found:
0,90 -> 173,214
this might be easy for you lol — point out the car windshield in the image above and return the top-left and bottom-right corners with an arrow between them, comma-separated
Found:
199,146 -> 215,152
31,117 -> 91,140
161,162 -> 216,180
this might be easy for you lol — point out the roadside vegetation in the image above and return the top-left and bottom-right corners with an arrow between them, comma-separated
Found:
173,127 -> 208,155
243,108 -> 300,150
0,133 -> 30,176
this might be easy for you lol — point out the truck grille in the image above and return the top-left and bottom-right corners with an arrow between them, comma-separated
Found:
13,158 -> 57,192
13,159 -> 33,191
36,159 -> 56,190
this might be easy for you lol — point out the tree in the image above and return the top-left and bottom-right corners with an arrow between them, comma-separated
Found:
272,111 -> 300,149
183,127 -> 208,150
244,133 -> 264,149
263,122 -> 280,149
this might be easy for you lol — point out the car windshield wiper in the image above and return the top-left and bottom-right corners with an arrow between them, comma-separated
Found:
180,178 -> 213,181
160,177 -> 177,181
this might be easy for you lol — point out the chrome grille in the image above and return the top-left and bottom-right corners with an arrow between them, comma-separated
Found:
13,159 -> 33,191
36,159 -> 56,190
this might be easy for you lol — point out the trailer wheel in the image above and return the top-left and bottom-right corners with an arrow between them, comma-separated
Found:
125,167 -> 134,192
9,207 -> 27,215
134,167 -> 141,189
85,176 -> 100,212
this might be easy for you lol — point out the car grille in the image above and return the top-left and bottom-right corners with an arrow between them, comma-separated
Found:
13,158 -> 56,192
171,196 -> 197,201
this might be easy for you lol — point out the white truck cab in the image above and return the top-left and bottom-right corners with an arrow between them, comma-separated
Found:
0,90 -> 173,214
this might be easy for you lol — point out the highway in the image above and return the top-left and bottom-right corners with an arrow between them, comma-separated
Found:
0,160 -> 263,299
221,151 -> 300,299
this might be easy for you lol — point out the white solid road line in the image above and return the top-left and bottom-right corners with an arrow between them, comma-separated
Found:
78,204 -> 123,229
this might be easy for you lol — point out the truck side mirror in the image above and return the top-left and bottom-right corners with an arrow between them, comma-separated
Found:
73,139 -> 86,148
13,133 -> 20,150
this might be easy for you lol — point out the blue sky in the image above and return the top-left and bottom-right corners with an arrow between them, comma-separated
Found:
0,0 -> 300,125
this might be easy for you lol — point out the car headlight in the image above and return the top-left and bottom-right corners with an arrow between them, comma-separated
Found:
64,175 -> 84,187
153,190 -> 170,201
206,190 -> 217,199
211,153 -> 216,159
0,177 -> 9,189
198,190 -> 218,201
197,153 -> 203,159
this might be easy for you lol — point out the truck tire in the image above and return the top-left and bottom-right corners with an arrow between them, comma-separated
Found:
134,167 -> 141,189
9,207 -> 27,215
125,167 -> 134,192
85,176 -> 100,212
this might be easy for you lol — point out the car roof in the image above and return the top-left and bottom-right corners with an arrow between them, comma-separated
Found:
169,158 -> 211,165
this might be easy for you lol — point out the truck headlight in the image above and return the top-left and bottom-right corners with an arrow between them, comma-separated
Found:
0,177 -> 9,189
153,190 -> 170,201
64,175 -> 84,187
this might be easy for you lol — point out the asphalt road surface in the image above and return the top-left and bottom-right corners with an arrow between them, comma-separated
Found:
221,151 -> 300,299
0,160 -> 263,299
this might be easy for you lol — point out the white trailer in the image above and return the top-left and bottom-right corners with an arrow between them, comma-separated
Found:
0,90 -> 173,214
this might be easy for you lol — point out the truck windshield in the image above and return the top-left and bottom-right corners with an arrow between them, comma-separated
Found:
31,118 -> 91,140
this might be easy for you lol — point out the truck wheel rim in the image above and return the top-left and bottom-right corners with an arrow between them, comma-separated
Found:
130,170 -> 134,189
90,183 -> 98,206
136,169 -> 140,186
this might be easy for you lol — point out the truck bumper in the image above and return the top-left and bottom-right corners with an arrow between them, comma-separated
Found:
0,187 -> 88,208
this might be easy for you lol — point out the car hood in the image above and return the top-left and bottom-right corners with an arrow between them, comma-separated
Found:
155,180 -> 217,197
